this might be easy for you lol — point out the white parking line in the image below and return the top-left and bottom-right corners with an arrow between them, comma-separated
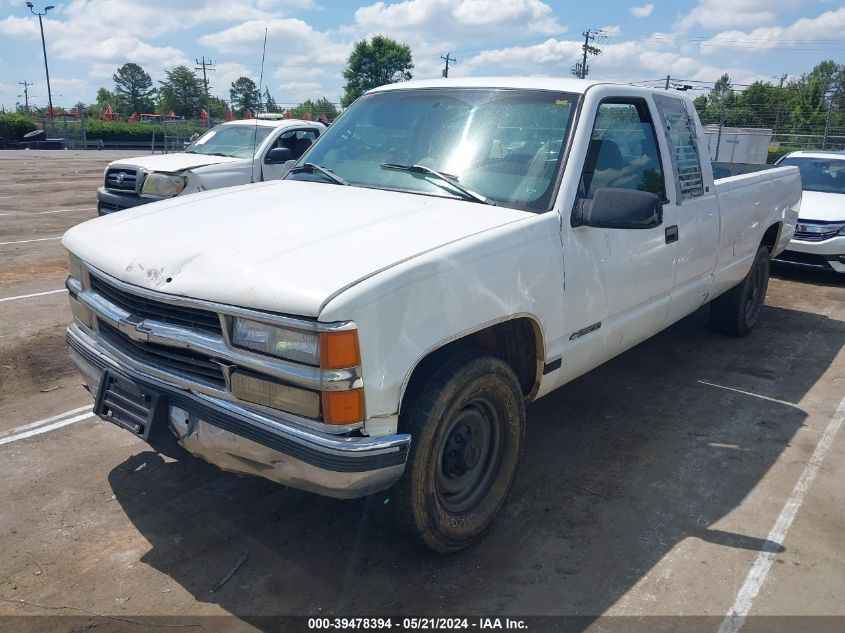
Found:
0,407 -> 94,446
0,288 -> 67,303
717,393 -> 845,633
0,405 -> 91,439
36,207 -> 97,215
0,236 -> 61,246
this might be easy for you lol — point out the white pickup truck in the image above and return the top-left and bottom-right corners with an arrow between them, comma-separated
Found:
96,116 -> 326,215
63,78 -> 801,552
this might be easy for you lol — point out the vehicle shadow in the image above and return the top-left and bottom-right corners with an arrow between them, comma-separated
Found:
107,303 -> 844,626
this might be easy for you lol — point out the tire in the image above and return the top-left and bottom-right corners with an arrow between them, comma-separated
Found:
392,353 -> 525,553
710,245 -> 771,337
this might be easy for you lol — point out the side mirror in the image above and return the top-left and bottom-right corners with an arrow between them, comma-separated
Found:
265,147 -> 292,164
571,188 -> 663,229
279,159 -> 296,177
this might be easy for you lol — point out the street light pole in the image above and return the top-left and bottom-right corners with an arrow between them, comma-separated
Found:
26,3 -> 54,119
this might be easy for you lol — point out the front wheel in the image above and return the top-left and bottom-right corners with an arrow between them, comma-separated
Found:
392,353 -> 525,552
710,245 -> 771,337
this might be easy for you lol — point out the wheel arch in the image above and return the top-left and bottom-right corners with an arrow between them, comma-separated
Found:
761,221 -> 782,254
398,315 -> 545,419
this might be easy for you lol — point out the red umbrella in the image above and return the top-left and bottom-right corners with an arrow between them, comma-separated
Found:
226,110 -> 234,121
128,112 -> 139,122
200,108 -> 208,121
245,109 -> 253,119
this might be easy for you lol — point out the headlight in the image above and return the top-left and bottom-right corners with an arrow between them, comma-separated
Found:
67,252 -> 85,282
141,173 -> 186,197
232,318 -> 320,365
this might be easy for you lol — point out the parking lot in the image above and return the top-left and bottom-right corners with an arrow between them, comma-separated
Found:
1,150 -> 843,632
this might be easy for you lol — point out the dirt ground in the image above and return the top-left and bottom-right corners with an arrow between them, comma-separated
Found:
0,151 -> 843,633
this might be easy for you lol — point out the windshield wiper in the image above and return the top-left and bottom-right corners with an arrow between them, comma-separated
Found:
380,163 -> 494,205
287,162 -> 349,186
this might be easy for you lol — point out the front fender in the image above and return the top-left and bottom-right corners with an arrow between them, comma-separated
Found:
318,211 -> 566,434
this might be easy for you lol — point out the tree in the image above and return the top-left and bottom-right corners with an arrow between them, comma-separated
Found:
340,35 -> 413,107
95,87 -> 123,113
230,76 -> 260,115
159,65 -> 203,117
113,63 -> 156,114
290,97 -> 340,121
264,88 -> 279,113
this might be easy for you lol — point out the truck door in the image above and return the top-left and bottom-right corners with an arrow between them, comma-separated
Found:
558,97 -> 677,382
262,128 -> 320,181
651,94 -> 719,324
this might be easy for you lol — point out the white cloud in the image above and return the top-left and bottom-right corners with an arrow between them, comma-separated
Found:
630,4 -> 653,18
700,6 -> 845,53
199,18 -> 349,64
676,0 -> 795,31
355,0 -> 564,37
460,33 -> 760,86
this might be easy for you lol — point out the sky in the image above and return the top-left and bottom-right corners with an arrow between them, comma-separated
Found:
0,0 -> 844,111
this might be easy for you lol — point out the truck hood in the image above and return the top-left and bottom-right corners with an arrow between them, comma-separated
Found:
798,190 -> 845,222
110,152 -> 243,173
63,180 -> 529,318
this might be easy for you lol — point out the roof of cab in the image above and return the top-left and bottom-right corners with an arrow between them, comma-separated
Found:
218,118 -> 320,129
370,76 -> 605,94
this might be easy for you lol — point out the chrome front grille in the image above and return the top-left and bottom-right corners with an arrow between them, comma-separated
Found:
105,168 -> 139,192
90,275 -> 223,336
794,222 -> 843,242
97,320 -> 227,389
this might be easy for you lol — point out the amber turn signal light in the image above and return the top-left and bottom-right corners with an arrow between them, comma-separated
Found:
320,330 -> 361,369
322,389 -> 364,425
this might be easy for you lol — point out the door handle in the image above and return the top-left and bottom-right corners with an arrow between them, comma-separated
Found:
665,225 -> 679,244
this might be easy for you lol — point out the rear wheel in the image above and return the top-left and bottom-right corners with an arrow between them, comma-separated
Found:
710,245 -> 771,337
392,353 -> 525,552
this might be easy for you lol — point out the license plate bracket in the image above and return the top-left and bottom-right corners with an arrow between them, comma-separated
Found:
94,370 -> 167,441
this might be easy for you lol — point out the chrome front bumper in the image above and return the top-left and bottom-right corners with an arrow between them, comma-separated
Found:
67,323 -> 410,499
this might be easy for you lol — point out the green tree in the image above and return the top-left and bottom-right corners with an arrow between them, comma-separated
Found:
159,65 -> 203,117
290,97 -> 340,121
263,88 -> 279,113
95,87 -> 124,115
340,35 -> 413,107
113,63 -> 156,114
229,76 -> 260,115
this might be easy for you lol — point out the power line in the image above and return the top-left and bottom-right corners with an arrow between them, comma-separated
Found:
440,52 -> 456,78
18,80 -> 32,111
194,56 -> 215,115
572,29 -> 606,79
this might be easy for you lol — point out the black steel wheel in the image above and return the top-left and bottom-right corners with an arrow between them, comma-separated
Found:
711,244 -> 771,337
392,352 -> 525,552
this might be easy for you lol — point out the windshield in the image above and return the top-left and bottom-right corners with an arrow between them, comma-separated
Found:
185,125 -> 273,159
780,156 -> 845,194
288,88 -> 579,211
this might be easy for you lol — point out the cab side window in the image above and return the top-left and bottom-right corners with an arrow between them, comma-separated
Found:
272,129 -> 320,159
579,100 -> 666,201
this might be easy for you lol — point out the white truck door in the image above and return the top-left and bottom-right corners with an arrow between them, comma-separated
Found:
261,128 -> 321,181
558,97 -> 677,382
652,94 -> 720,324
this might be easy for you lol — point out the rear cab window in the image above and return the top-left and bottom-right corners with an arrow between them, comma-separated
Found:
652,94 -> 705,202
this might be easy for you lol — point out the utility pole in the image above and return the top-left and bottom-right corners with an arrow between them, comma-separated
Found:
18,80 -> 32,112
822,89 -> 833,150
571,29 -> 605,79
440,53 -> 456,78
774,73 -> 787,135
26,3 -> 54,119
195,57 -> 214,123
